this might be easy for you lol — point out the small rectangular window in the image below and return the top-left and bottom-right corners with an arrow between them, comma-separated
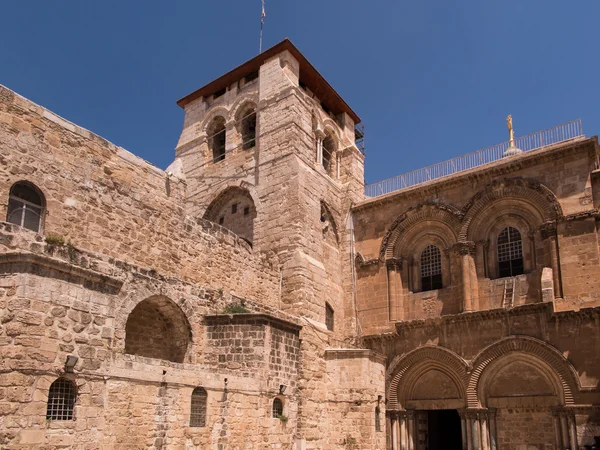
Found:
231,204 -> 237,214
243,206 -> 250,216
219,217 -> 224,225
244,71 -> 258,83
213,88 -> 226,99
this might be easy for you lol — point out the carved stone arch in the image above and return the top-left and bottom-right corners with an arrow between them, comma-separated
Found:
459,178 -> 563,241
467,336 -> 580,408
203,184 -> 258,245
323,119 -> 341,141
200,106 -> 230,134
228,93 -> 259,123
387,346 -> 468,410
320,200 -> 339,246
379,203 -> 463,261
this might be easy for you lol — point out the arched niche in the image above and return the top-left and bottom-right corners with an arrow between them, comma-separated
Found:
124,295 -> 192,363
204,186 -> 257,246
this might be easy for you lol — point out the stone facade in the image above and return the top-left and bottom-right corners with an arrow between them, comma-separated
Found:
0,38 -> 599,450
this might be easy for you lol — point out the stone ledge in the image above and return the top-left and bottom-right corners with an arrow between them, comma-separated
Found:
0,251 -> 123,291
203,313 -> 302,332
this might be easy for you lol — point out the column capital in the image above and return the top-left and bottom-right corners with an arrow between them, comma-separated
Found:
453,241 -> 477,256
386,257 -> 403,270
538,221 -> 558,240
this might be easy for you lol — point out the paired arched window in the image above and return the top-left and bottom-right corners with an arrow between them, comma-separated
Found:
241,107 -> 256,150
420,245 -> 442,291
325,302 -> 334,331
497,226 -> 523,277
190,387 -> 207,427
6,181 -> 45,233
208,117 -> 226,163
272,398 -> 283,418
46,378 -> 76,421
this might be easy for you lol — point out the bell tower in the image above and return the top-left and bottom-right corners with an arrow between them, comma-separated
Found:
171,39 -> 365,336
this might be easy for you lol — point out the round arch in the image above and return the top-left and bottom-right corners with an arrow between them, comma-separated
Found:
459,178 -> 563,241
380,203 -> 463,261
228,93 -> 259,123
467,336 -> 580,408
387,346 -> 468,410
124,295 -> 192,364
203,185 -> 258,246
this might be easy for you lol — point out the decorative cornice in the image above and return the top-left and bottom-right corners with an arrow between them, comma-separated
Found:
537,221 -> 558,240
561,209 -> 600,222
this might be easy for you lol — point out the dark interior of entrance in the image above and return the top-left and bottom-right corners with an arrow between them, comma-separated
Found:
420,410 -> 462,450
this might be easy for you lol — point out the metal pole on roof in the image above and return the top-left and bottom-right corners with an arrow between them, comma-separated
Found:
259,0 -> 265,53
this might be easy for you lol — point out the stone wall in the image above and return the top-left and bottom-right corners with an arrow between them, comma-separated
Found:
352,137 -> 600,336
0,85 -> 280,306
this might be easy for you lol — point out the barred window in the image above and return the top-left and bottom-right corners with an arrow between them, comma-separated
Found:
325,302 -> 334,331
420,245 -> 443,291
46,378 -> 76,421
497,227 -> 524,277
190,387 -> 207,427
6,181 -> 45,233
272,398 -> 283,418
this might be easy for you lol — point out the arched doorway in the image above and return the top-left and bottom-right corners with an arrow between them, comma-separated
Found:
387,347 -> 468,450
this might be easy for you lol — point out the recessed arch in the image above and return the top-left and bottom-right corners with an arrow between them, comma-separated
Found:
387,346 -> 468,410
320,201 -> 339,246
467,336 -> 580,408
460,178 -> 562,241
206,115 -> 227,163
380,203 -> 462,261
203,186 -> 257,246
124,295 -> 192,363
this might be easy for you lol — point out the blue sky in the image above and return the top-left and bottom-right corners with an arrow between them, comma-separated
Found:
1,1 -> 598,184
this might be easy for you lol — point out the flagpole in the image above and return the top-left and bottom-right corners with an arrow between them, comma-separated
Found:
259,0 -> 265,53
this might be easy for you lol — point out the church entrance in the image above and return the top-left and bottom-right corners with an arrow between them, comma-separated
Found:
415,410 -> 462,450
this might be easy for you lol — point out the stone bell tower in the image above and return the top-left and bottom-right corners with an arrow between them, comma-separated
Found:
171,39 -> 365,338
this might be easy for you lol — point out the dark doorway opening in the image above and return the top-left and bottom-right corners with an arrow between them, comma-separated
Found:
423,410 -> 462,450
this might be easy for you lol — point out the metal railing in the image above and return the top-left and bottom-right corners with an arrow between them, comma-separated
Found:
365,119 -> 584,198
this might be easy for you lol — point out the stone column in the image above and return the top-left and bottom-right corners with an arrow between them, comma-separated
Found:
479,412 -> 490,450
387,258 -> 403,321
567,413 -> 578,450
540,222 -> 563,298
560,413 -> 569,449
458,409 -> 469,450
454,242 -> 478,312
552,409 -> 562,450
401,413 -> 408,449
406,410 -> 415,450
391,412 -> 399,450
475,240 -> 488,279
488,408 -> 497,450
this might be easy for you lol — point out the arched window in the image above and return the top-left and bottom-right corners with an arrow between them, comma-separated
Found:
497,226 -> 523,277
322,132 -> 335,174
6,181 -> 45,232
272,398 -> 283,418
190,387 -> 207,427
241,107 -> 256,150
325,302 -> 334,331
46,378 -> 76,421
420,245 -> 442,291
208,117 -> 226,163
